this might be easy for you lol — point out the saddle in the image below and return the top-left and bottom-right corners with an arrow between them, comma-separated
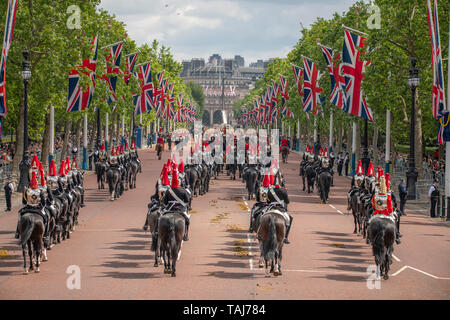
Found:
368,212 -> 397,224
260,204 -> 290,226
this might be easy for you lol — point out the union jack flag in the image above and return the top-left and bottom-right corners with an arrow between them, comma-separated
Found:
427,0 -> 446,121
319,44 -> 346,109
292,64 -> 304,98
341,29 -> 373,120
102,42 -> 123,104
281,104 -> 294,119
0,0 -> 18,118
124,53 -> 139,85
270,100 -> 278,124
302,57 -> 323,115
177,93 -> 184,107
133,62 -> 154,115
67,34 -> 99,112
162,102 -> 175,120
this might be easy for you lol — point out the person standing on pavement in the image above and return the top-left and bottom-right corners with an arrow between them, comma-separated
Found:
4,176 -> 14,211
344,152 -> 349,176
428,179 -> 440,218
398,179 -> 407,216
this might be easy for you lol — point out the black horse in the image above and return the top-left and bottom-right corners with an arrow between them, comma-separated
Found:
305,165 -> 317,193
244,166 -> 259,200
95,161 -> 107,189
154,212 -> 185,277
19,212 -> 45,274
128,159 -> 139,189
318,170 -> 332,203
106,167 -> 121,201
367,217 -> 396,280
258,212 -> 285,277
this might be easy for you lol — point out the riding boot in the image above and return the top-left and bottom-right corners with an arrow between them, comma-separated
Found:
183,219 -> 190,241
80,192 -> 86,208
143,215 -> 149,231
248,212 -> 254,232
15,221 -> 20,239
283,215 -> 293,244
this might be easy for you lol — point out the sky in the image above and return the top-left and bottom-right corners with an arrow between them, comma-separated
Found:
99,0 -> 361,66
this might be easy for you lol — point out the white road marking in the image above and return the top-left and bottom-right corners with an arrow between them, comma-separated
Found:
329,204 -> 336,210
328,204 -> 344,215
247,234 -> 254,270
392,254 -> 401,262
391,265 -> 450,280
336,210 -> 344,215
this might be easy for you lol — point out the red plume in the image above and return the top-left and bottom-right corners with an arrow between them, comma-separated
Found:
49,160 -> 57,176
30,171 -> 38,189
31,154 -> 40,168
367,162 -> 375,177
356,160 -> 363,175
161,165 -> 170,186
178,161 -> 185,173
59,160 -> 66,177
66,157 -> 71,171
101,143 -> 105,151
171,170 -> 180,188
270,168 -> 274,185
262,169 -> 270,187
72,156 -> 77,169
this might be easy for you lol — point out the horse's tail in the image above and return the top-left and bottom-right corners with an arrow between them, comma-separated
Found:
263,214 -> 277,262
371,221 -> 386,265
169,217 -> 177,255
20,214 -> 34,246
151,231 -> 158,252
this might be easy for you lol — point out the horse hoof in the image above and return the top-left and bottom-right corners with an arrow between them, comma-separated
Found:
273,271 -> 279,276
35,268 -> 40,273
265,274 -> 271,278
171,272 -> 176,277
384,274 -> 389,280
154,263 -> 158,267
259,263 -> 264,268
23,269 -> 29,275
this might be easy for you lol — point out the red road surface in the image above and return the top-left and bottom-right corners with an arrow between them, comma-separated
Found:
0,148 -> 449,299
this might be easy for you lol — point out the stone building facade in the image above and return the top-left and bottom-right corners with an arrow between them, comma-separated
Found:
181,55 -> 269,126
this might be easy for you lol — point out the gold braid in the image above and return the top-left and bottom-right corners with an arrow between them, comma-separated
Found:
440,114 -> 450,128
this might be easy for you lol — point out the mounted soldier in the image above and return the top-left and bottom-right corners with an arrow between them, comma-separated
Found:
15,171 -> 48,240
130,140 -> 141,172
160,169 -> 191,241
347,160 -> 365,210
369,170 -> 401,244
249,169 -> 292,244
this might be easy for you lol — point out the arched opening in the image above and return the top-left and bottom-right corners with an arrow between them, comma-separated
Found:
202,110 -> 211,126
213,110 -> 223,124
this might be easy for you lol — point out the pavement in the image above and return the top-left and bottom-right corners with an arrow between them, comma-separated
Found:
0,147 -> 448,299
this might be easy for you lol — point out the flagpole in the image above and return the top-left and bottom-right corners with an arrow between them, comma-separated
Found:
313,116 -> 318,154
49,105 -> 54,164
136,60 -> 152,67
342,24 -> 369,36
125,50 -> 140,57
105,111 -> 109,152
101,39 -> 126,50
446,14 -> 450,220
329,110 -> 334,153
296,118 -> 300,152
82,113 -> 88,170
351,121 -> 356,176
385,109 -> 391,173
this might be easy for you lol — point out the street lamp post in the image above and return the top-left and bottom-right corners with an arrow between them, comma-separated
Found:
406,57 -> 420,200
361,118 -> 370,174
18,50 -> 32,193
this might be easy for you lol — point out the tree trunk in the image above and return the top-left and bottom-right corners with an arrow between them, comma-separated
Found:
414,89 -> 423,179
12,95 -> 25,186
61,118 -> 72,162
337,123 -> 343,155
41,108 -> 51,171
88,122 -> 95,153
346,123 -> 352,154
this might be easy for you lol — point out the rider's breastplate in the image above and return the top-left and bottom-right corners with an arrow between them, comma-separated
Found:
354,175 -> 364,187
25,188 -> 41,207
374,194 -> 388,211
259,187 -> 269,202
109,156 -> 118,165
47,176 -> 59,190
